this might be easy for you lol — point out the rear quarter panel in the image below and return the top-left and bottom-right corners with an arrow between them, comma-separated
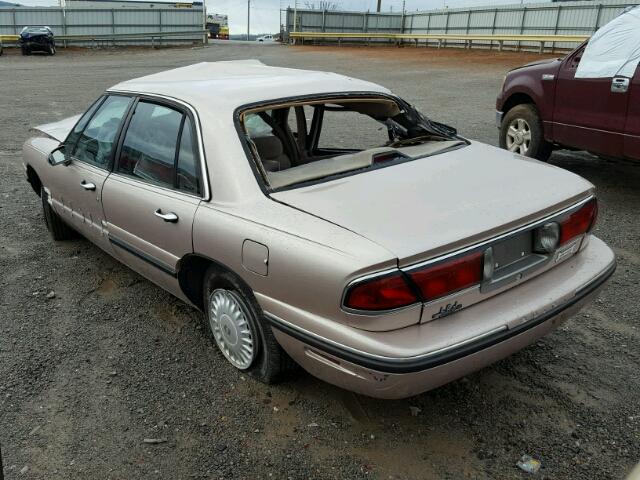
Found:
192,199 -> 423,332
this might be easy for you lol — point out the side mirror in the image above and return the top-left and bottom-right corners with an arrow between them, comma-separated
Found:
48,145 -> 70,166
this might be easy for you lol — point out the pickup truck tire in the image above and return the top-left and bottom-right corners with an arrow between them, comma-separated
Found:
500,104 -> 552,162
203,268 -> 297,384
41,187 -> 75,241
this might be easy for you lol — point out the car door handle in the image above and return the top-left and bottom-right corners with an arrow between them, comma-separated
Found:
80,180 -> 96,191
154,209 -> 178,223
611,77 -> 630,93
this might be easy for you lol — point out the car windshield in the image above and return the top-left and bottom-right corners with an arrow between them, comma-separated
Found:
240,96 -> 464,190
21,26 -> 52,34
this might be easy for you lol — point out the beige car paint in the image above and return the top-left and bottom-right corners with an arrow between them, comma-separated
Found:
272,141 -> 594,265
22,61 -> 616,399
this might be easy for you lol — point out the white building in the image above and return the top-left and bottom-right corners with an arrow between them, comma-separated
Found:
63,0 -> 203,9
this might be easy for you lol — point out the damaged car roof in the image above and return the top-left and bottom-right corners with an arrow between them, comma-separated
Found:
108,60 -> 390,111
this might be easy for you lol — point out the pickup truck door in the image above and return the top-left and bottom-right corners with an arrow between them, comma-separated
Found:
48,95 -> 133,250
553,45 -> 631,158
623,66 -> 640,160
101,98 -> 205,301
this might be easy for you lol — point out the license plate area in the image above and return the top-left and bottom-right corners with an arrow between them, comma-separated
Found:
481,230 -> 548,292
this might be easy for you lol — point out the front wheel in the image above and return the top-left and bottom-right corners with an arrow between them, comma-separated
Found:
500,104 -> 552,161
48,44 -> 56,55
203,268 -> 297,383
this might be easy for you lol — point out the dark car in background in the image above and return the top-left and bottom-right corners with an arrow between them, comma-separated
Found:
19,26 -> 56,56
496,6 -> 640,163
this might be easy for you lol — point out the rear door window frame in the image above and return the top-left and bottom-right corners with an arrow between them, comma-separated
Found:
112,95 -> 205,198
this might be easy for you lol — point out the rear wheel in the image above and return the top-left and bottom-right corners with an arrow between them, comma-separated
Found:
41,187 -> 74,240
500,104 -> 552,161
203,268 -> 296,383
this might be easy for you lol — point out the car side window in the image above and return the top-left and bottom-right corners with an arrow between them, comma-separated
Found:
117,101 -> 183,189
72,95 -> 132,169
65,96 -> 104,152
568,45 -> 587,70
176,118 -> 201,195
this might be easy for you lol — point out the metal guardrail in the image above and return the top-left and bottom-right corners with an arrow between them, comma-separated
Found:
1,29 -> 208,47
289,31 -> 590,53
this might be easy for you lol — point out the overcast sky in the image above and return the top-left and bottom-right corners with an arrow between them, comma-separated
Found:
16,0 -> 541,34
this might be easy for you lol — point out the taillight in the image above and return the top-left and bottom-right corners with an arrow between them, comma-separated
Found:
560,198 -> 598,245
344,272 -> 418,311
407,251 -> 483,302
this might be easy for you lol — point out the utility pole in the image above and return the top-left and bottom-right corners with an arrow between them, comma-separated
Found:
202,0 -> 206,45
376,0 -> 381,12
247,0 -> 250,41
293,0 -> 298,32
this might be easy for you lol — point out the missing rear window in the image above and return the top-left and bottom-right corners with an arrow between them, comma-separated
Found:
239,95 -> 463,190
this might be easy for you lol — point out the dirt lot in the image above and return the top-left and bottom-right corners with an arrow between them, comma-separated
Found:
0,43 -> 638,480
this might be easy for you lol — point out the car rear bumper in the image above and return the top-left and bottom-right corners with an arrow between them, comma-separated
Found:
266,236 -> 615,399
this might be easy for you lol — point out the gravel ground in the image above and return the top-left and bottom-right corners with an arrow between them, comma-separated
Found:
0,43 -> 638,480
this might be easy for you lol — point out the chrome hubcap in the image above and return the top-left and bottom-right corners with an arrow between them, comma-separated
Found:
506,118 -> 532,155
208,289 -> 255,370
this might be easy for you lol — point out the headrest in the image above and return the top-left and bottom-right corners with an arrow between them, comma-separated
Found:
252,136 -> 284,160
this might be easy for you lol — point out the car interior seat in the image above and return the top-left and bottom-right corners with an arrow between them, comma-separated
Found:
252,136 -> 291,172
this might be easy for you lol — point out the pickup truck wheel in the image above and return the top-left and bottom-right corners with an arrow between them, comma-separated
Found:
203,268 -> 297,383
41,187 -> 74,240
500,104 -> 552,161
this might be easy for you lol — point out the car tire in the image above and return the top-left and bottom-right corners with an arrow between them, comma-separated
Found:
41,187 -> 74,240
49,44 -> 56,55
203,267 -> 297,384
21,46 -> 29,56
500,104 -> 552,161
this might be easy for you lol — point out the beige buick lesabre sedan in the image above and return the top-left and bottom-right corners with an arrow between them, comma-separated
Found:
22,61 -> 615,399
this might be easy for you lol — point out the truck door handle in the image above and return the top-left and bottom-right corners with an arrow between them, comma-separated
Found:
611,77 -> 630,93
154,209 -> 178,223
80,180 -> 96,191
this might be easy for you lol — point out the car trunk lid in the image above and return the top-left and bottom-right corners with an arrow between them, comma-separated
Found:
271,142 -> 593,266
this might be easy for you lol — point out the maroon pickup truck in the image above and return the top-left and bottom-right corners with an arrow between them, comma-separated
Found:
496,42 -> 640,162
